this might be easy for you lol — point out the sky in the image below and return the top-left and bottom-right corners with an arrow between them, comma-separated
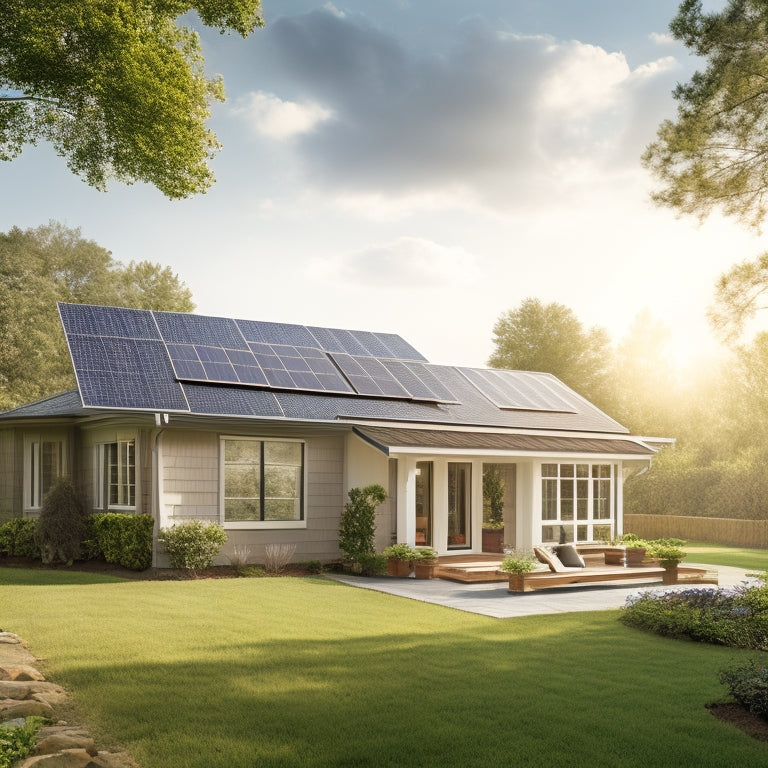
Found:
2,0 -> 763,370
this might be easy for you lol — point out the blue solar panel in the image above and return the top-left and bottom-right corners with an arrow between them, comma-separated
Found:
236,319 -> 320,348
403,362 -> 459,403
68,335 -> 189,411
59,303 -> 161,340
330,353 -> 411,398
154,311 -> 248,349
371,333 -> 427,361
248,343 -> 354,394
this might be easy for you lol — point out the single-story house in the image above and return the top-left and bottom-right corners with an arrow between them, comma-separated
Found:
0,303 -> 661,566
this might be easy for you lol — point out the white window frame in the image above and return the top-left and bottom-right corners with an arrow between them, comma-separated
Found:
95,439 -> 137,511
540,462 -> 614,544
23,434 -> 66,511
219,436 -> 307,530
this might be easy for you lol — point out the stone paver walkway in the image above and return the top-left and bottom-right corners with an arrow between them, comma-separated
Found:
331,564 -> 757,619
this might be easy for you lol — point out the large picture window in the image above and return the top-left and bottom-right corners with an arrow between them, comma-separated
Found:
97,440 -> 136,509
25,436 -> 65,509
541,463 -> 613,544
222,438 -> 304,525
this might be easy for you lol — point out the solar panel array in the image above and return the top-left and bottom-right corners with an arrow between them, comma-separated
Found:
59,304 -> 458,409
59,304 -> 594,417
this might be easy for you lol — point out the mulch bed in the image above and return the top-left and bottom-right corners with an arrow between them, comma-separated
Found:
707,702 -> 768,742
0,556 -> 322,580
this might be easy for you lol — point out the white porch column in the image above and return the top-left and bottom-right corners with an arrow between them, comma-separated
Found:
397,455 -> 418,547
616,460 -> 624,535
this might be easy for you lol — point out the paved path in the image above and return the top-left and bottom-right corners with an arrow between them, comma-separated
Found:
331,564 -> 758,619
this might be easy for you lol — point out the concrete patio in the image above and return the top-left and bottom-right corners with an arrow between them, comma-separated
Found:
330,564 -> 758,619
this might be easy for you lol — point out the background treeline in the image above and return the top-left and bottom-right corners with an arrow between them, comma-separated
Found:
489,299 -> 768,522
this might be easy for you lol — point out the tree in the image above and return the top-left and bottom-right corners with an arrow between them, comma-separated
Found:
643,0 -> 768,229
0,221 -> 195,410
708,252 -> 768,341
0,1 -> 263,198
488,298 -> 613,408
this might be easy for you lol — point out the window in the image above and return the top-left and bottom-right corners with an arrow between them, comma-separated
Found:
540,463 -> 614,544
97,440 -> 136,509
222,438 -> 304,526
25,437 -> 65,509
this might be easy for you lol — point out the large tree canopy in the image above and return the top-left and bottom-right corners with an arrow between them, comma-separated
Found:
0,221 -> 194,410
643,0 -> 768,229
0,1 -> 263,198
488,298 -> 613,409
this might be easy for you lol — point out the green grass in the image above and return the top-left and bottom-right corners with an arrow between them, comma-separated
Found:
683,542 -> 768,571
1,567 -> 766,768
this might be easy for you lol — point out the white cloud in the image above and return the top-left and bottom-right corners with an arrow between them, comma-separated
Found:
263,12 -> 681,208
233,91 -> 334,141
308,236 -> 481,288
650,31 -> 675,46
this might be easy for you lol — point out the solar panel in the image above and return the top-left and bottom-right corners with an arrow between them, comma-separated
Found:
329,353 -> 411,398
59,303 -> 161,340
381,360 -> 459,403
459,368 -> 577,412
154,311 -> 248,349
67,335 -> 189,411
236,319 -> 320,348
371,332 -> 427,361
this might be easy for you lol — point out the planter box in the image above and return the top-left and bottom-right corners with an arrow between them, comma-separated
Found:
482,528 -> 504,553
414,563 -> 436,579
662,566 -> 678,585
387,558 -> 411,577
506,573 -> 533,592
604,546 -> 646,566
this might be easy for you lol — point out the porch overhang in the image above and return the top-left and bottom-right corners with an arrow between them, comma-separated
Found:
352,425 -> 657,459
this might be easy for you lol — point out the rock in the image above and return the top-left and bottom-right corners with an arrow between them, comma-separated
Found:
33,735 -> 98,757
18,749 -> 103,767
0,632 -> 23,644
0,698 -> 56,719
0,664 -> 46,681
0,680 -> 65,699
1,716 -> 27,728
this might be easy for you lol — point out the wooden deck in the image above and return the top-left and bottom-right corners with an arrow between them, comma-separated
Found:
434,554 -> 719,588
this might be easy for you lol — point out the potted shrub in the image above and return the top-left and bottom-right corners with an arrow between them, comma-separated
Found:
647,542 -> 686,584
414,548 -> 439,579
499,550 -> 538,592
383,543 -> 418,577
606,533 -> 648,565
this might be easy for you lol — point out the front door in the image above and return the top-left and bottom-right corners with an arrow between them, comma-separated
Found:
447,462 -> 471,549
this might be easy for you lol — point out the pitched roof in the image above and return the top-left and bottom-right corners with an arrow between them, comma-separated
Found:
0,390 -> 87,420
41,302 -> 629,434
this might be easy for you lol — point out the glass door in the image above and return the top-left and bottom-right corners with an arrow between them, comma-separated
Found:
415,461 -> 433,547
448,462 -> 471,549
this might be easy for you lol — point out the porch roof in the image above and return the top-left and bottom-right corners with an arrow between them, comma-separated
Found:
352,425 -> 657,457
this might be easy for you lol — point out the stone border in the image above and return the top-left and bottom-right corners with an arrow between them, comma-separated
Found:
1,631 -> 137,767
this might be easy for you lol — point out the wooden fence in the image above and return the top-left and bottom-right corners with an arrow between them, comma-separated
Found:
624,514 -> 768,549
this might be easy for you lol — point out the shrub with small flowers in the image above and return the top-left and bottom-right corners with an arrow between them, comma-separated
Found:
621,575 -> 768,650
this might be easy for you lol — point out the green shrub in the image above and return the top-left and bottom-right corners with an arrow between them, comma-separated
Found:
91,513 -> 154,570
338,485 -> 387,564
0,518 -> 39,558
306,560 -> 324,574
621,581 -> 768,650
356,553 -> 388,575
160,520 -> 227,570
382,543 -> 419,561
719,659 -> 768,721
35,478 -> 88,565
0,717 -> 44,768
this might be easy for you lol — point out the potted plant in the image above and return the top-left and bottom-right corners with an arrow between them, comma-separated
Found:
647,542 -> 686,584
606,533 -> 648,566
382,543 -> 418,577
414,548 -> 439,579
499,550 -> 538,592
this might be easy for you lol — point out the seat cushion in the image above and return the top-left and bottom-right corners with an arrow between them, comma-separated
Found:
555,544 -> 586,568
533,546 -> 567,573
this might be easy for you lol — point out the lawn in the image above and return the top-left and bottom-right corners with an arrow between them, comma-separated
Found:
1,567 -> 766,768
683,542 -> 768,571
